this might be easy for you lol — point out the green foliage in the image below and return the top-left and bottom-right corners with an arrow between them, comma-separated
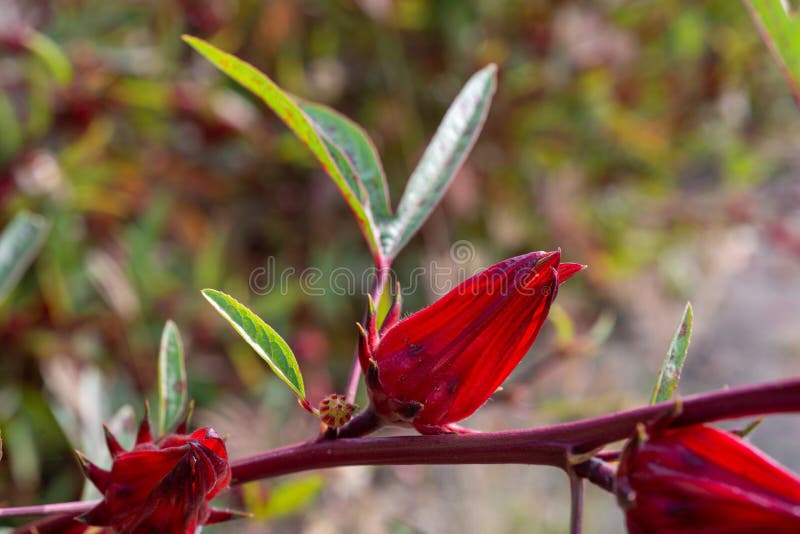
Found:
378,64 -> 496,259
0,92 -> 23,164
745,0 -> 800,106
24,31 -> 73,86
0,212 -> 49,304
244,476 -> 325,520
183,36 -> 496,263
299,101 -> 392,220
202,289 -> 305,401
157,320 -> 187,435
650,303 -> 694,404
183,36 -> 383,263
548,303 -> 576,346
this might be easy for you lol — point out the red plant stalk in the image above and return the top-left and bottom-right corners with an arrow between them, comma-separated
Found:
230,377 -> 800,482
3,377 -> 798,522
344,262 -> 390,403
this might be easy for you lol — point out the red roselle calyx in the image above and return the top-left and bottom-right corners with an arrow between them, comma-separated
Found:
77,414 -> 238,534
616,423 -> 800,533
358,250 -> 584,434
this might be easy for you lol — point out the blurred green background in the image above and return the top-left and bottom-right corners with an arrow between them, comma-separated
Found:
2,0 -> 800,532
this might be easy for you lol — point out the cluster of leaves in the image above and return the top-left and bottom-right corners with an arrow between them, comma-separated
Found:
186,34 -> 496,409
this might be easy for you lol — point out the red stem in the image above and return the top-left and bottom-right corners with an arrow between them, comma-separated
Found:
573,458 -> 616,494
230,377 -> 800,483
568,472 -> 584,534
3,377 -> 799,520
344,263 -> 389,403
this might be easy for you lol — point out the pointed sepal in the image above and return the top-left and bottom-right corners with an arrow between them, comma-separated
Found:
356,322 -> 372,374
365,295 -> 378,351
75,450 -> 110,492
103,424 -> 125,458
136,402 -> 153,445
205,507 -> 253,525
175,399 -> 196,434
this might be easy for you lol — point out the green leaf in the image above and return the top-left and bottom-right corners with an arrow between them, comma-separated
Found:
202,289 -> 305,400
744,1 -> 800,107
548,303 -> 576,345
299,101 -> 392,220
379,64 -> 497,259
182,36 -> 383,262
158,320 -> 187,435
0,212 -> 49,304
4,419 -> 39,489
25,31 -> 73,85
256,476 -> 325,520
733,418 -> 763,438
650,302 -> 693,404
0,91 -> 23,165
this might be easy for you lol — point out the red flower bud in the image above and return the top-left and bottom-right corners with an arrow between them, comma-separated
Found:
359,250 -> 584,434
78,415 -> 238,534
616,424 -> 800,533
318,393 -> 357,428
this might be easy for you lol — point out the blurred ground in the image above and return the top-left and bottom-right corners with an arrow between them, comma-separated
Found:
1,0 -> 800,532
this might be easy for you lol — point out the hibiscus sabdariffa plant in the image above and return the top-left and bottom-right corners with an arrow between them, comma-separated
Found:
2,25 -> 800,533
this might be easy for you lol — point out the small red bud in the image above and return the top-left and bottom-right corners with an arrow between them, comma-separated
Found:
318,394 -> 357,429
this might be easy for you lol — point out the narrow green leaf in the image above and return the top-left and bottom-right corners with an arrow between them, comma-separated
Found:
299,101 -> 392,219
548,303 -> 576,345
25,31 -> 73,85
744,1 -> 800,107
380,64 -> 497,259
25,63 -> 54,138
202,289 -> 305,400
158,320 -> 187,435
0,91 -> 23,164
650,302 -> 693,404
0,212 -> 49,304
182,36 -> 383,262
4,419 -> 39,488
734,418 -> 763,438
